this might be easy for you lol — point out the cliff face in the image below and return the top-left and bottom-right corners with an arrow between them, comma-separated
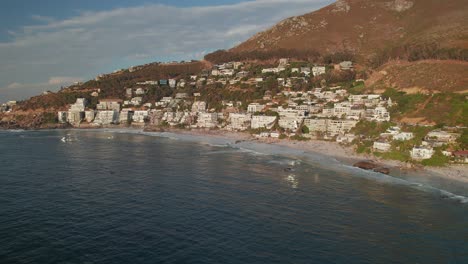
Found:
230,0 -> 468,61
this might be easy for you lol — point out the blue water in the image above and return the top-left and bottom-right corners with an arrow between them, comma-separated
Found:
0,130 -> 467,263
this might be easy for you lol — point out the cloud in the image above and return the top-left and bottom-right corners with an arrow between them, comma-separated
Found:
0,0 -> 333,101
1,77 -> 84,100
47,76 -> 83,85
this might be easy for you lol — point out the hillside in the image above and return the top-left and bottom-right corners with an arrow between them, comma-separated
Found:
226,0 -> 468,63
16,61 -> 209,111
367,60 -> 468,94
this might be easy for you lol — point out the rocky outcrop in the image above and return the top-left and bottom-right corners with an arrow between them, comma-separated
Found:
386,0 -> 414,12
353,160 -> 391,174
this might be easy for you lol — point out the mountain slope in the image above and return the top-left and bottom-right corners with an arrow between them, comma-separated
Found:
230,0 -> 468,62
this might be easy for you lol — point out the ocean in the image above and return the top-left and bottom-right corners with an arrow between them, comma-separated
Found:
0,130 -> 467,263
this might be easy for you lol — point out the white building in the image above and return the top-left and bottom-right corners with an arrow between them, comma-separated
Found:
130,97 -> 143,106
333,103 -> 351,117
69,98 -> 87,112
426,130 -> 458,143
373,141 -> 392,152
85,111 -> 96,123
278,109 -> 305,131
327,120 -> 358,136
300,67 -> 311,76
58,111 -> 68,124
303,119 -> 357,136
197,113 -> 218,128
134,88 -> 145,95
220,69 -> 235,76
411,146 -> 435,160
67,111 -> 84,126
312,66 -> 326,77
371,107 -> 391,122
169,79 -> 177,88
96,99 -> 121,111
339,61 -> 353,70
192,101 -> 207,113
119,109 -> 133,124
132,110 -> 149,123
247,103 -> 265,113
394,132 -> 414,141
94,111 -> 119,125
303,119 -> 328,133
251,116 -> 277,129
336,134 -> 356,144
227,113 -> 252,131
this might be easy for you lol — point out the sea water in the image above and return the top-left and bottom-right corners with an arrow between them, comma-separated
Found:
0,130 -> 467,263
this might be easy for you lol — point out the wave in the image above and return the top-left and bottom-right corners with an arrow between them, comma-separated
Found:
59,128 -> 468,205
0,129 -> 25,133
339,164 -> 468,204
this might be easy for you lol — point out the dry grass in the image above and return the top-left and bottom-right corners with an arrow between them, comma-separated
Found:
367,60 -> 468,93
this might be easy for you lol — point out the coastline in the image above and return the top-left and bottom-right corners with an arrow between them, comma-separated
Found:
4,126 -> 468,195
140,127 -> 468,187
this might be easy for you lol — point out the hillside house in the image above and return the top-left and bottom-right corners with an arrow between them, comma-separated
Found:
370,107 -> 391,122
312,66 -> 326,77
129,97 -> 143,106
247,103 -> 265,113
336,133 -> 356,144
169,79 -> 177,88
453,151 -> 468,163
69,98 -> 87,112
411,146 -> 435,160
300,67 -> 311,76
236,71 -> 249,78
394,132 -> 414,141
339,61 -> 353,70
192,101 -> 207,113
97,99 -> 122,111
373,141 -> 392,152
426,130 -> 458,144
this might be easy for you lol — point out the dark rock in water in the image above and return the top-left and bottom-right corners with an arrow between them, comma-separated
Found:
284,167 -> 295,172
353,161 -> 378,170
353,161 -> 390,175
373,167 -> 390,175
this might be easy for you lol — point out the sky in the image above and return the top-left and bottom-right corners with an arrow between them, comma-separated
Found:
0,0 -> 333,101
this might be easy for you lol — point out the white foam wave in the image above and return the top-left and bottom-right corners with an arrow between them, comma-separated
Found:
66,128 -> 468,205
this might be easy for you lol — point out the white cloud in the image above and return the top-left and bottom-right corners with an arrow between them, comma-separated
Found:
2,77 -> 83,100
48,76 -> 83,85
0,0 -> 333,101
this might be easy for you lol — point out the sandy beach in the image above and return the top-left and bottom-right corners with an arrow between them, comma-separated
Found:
140,127 -> 468,185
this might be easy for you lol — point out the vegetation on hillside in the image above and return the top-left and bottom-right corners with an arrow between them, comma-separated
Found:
205,49 -> 355,65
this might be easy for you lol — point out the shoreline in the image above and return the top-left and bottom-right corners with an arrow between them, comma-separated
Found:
149,127 -> 468,184
4,126 -> 468,191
